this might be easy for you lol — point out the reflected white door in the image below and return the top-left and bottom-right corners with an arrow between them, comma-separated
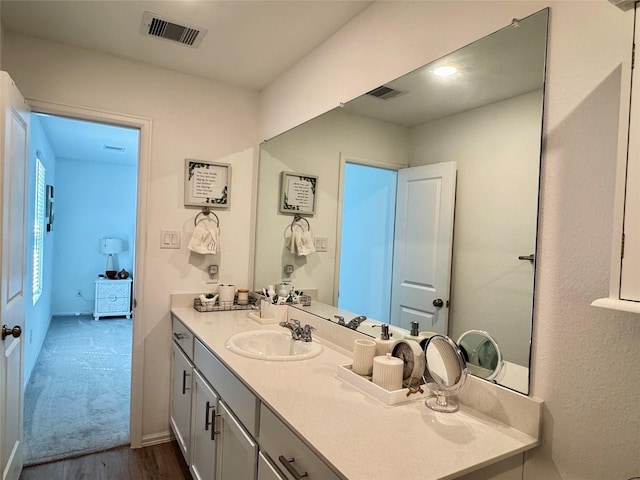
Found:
390,162 -> 456,334
0,72 -> 29,480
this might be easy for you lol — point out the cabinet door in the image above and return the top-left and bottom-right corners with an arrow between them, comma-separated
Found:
621,6 -> 640,301
170,342 -> 193,463
217,400 -> 258,480
191,370 -> 218,480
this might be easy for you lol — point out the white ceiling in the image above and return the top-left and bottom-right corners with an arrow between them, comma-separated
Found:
2,0 -> 374,165
1,0 -> 374,90
3,2 -> 547,165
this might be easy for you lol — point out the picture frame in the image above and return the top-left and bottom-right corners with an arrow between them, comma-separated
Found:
279,171 -> 317,215
46,184 -> 54,232
184,159 -> 231,208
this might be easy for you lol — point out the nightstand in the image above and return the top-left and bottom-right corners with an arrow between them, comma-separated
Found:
94,278 -> 132,320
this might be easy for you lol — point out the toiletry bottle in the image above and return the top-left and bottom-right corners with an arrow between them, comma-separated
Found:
267,285 -> 276,298
373,324 -> 396,356
404,321 -> 426,343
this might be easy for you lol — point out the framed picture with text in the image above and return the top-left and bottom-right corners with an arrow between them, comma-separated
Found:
184,159 -> 231,208
279,171 -> 317,215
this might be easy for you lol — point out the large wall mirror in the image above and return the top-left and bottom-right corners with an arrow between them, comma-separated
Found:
254,8 -> 548,395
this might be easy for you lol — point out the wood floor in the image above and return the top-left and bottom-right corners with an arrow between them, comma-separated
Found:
20,442 -> 192,480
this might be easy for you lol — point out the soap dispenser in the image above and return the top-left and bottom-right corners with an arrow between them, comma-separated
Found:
404,321 -> 425,343
373,324 -> 396,356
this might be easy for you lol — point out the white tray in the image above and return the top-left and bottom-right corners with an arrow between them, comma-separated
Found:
337,364 -> 430,406
247,312 -> 281,324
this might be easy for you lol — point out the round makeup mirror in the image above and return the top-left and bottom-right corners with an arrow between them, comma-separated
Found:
423,335 -> 467,413
457,330 -> 503,382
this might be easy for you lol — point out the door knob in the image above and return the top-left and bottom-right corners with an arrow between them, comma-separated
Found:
2,325 -> 22,340
432,299 -> 444,308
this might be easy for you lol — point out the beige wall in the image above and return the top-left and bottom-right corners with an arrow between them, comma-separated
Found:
3,0 -> 640,477
410,91 -> 542,367
256,108 -> 408,304
261,1 -> 640,479
1,31 -> 259,441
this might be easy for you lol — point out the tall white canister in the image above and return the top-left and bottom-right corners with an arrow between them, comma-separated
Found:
372,353 -> 404,391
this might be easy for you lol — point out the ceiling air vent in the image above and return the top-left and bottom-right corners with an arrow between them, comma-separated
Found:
366,86 -> 406,100
139,12 -> 207,48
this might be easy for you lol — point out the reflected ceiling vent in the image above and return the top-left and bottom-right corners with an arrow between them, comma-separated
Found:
139,12 -> 207,48
366,86 -> 406,100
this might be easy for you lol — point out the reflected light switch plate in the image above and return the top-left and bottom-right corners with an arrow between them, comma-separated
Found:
160,230 -> 181,249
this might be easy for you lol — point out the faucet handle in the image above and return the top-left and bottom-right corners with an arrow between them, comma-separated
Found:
334,315 -> 345,326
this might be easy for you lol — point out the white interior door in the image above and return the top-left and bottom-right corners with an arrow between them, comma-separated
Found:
390,162 -> 456,334
0,72 -> 29,480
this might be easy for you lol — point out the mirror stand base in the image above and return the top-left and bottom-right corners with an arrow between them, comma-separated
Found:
425,394 -> 459,413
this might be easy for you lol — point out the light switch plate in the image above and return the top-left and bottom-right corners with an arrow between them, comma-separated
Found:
160,230 -> 181,249
314,236 -> 328,252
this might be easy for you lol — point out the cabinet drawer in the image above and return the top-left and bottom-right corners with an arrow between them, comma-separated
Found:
259,404 -> 341,480
96,296 -> 130,313
195,339 -> 259,437
172,316 -> 194,360
96,281 -> 130,297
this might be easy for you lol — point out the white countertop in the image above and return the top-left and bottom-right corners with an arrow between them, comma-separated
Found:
171,307 -> 539,480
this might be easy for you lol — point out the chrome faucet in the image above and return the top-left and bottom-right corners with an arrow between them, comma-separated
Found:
279,319 -> 315,342
346,315 -> 367,330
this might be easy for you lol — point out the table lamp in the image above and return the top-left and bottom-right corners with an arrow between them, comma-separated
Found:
100,238 -> 124,279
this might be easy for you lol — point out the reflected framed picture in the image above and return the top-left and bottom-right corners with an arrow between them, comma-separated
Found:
279,171 -> 317,215
184,159 -> 231,208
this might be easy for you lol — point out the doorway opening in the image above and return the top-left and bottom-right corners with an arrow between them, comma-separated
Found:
23,113 -> 139,464
338,162 -> 397,323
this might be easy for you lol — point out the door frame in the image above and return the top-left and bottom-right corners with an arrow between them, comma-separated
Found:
334,153 -> 407,307
27,99 -> 151,448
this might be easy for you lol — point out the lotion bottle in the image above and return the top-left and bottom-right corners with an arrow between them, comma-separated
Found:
373,324 -> 396,356
404,321 -> 427,343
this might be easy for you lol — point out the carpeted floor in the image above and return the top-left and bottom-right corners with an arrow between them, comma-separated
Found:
23,315 -> 132,465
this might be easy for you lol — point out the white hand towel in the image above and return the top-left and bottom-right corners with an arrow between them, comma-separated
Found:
188,218 -> 220,254
285,225 -> 303,255
297,230 -> 316,256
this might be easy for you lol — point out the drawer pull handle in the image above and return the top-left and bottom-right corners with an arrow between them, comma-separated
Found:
173,332 -> 186,340
278,456 -> 308,479
205,402 -> 220,440
182,371 -> 191,395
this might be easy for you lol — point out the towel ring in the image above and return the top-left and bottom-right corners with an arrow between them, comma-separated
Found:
284,223 -> 305,238
194,207 -> 219,227
289,214 -> 310,233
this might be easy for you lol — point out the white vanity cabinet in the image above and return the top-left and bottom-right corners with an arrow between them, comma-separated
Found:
216,400 -> 258,479
171,341 -> 193,462
171,315 -> 260,480
258,404 -> 342,480
190,369 -> 219,480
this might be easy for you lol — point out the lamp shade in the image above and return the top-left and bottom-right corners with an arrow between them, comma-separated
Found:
99,238 -> 124,255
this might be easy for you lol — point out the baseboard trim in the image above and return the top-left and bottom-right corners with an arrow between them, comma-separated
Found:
140,431 -> 173,447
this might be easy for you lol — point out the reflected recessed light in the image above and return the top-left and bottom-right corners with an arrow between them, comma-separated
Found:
433,66 -> 458,77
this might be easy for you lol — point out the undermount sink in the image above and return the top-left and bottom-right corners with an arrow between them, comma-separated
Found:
226,330 -> 323,361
